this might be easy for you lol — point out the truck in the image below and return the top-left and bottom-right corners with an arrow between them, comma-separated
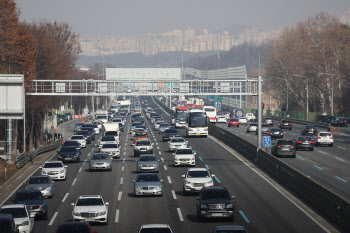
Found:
246,113 -> 256,121
103,123 -> 120,142
118,100 -> 131,113
95,109 -> 108,123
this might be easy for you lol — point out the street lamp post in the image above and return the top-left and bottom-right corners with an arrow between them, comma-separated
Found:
292,75 -> 308,120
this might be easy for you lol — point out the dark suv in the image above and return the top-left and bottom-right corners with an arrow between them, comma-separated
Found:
271,139 -> 296,158
13,190 -> 48,220
279,119 -> 292,130
196,186 -> 236,220
0,214 -> 18,233
301,125 -> 317,135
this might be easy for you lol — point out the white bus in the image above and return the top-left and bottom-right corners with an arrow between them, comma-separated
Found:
204,106 -> 217,124
186,109 -> 208,137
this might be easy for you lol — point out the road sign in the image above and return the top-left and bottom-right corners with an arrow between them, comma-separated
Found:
213,101 -> 222,110
215,96 -> 223,100
207,95 -> 215,100
263,136 -> 271,147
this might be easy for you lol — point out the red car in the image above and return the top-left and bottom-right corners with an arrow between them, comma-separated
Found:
228,119 -> 239,127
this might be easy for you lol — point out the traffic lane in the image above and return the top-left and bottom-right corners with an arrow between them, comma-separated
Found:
57,119 -> 81,141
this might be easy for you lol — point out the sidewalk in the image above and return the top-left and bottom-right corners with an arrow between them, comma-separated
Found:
0,146 -> 58,205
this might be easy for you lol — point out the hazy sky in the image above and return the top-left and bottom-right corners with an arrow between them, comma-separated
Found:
16,0 -> 349,36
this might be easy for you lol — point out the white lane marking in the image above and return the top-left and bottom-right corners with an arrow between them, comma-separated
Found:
335,157 -> 345,162
164,165 -> 167,170
337,146 -> 346,150
72,178 -> 77,186
338,139 -> 345,142
159,151 -> 162,155
208,135 -> 331,233
167,176 -> 172,184
176,208 -> 184,221
121,166 -> 124,171
154,138 -> 157,142
62,193 -> 69,202
156,142 -> 158,146
84,158 -> 87,162
157,146 -> 160,150
118,191 -> 122,201
115,209 -> 120,223
78,167 -> 82,173
48,212 -> 58,225
123,158 -> 125,163
161,157 -> 164,162
88,152 -> 91,156
120,177 -> 124,185
171,190 -> 177,199
319,151 -> 327,155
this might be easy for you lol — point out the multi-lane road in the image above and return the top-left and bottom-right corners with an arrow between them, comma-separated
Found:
213,116 -> 350,202
2,97 -> 340,233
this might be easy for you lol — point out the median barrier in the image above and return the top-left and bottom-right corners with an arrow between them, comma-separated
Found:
153,95 -> 350,232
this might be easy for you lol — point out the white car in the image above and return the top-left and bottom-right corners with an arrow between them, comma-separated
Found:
168,137 -> 188,152
40,161 -> 67,180
72,195 -> 109,224
0,204 -> 34,233
239,117 -> 248,124
216,116 -> 227,123
154,121 -> 166,131
182,168 -> 215,194
173,148 -> 196,166
100,143 -> 120,159
70,135 -> 86,148
246,113 -> 256,121
315,132 -> 334,147
139,224 -> 173,233
246,123 -> 258,133
99,136 -> 118,149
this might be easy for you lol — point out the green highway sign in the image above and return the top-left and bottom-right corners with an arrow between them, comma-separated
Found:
214,96 -> 223,100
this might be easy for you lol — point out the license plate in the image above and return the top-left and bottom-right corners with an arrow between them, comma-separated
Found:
303,142 -> 309,144
212,213 -> 223,217
282,148 -> 289,151
65,158 -> 72,160
182,124 -> 185,126
196,133 -> 200,135
284,123 -> 288,125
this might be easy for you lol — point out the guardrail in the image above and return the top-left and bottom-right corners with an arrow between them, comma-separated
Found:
15,139 -> 62,168
153,96 -> 350,232
270,116 -> 330,129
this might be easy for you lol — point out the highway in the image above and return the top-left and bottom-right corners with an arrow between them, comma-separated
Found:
213,115 -> 350,202
2,97 -> 338,233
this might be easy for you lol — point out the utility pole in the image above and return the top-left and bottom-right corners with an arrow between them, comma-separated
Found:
257,75 -> 262,149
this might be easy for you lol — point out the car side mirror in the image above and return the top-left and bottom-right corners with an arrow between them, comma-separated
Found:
98,140 -> 100,142
30,212 -> 36,218
211,174 -> 215,177
39,166 -> 43,169
132,144 -> 135,146
132,180 -> 135,183
172,153 -> 175,156
181,175 -> 186,178
195,196 -> 199,200
231,195 -> 236,201
71,203 -> 75,206
161,180 -> 164,182
105,202 -> 109,206
194,152 -> 197,155
64,165 -> 68,168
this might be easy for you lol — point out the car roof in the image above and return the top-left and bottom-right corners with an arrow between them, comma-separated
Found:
29,175 -> 50,178
203,186 -> 226,191
0,204 -> 26,209
44,161 -> 63,164
140,224 -> 170,229
215,225 -> 246,230
139,154 -> 156,157
188,168 -> 208,171
136,139 -> 151,142
58,221 -> 90,227
17,189 -> 42,194
78,195 -> 102,199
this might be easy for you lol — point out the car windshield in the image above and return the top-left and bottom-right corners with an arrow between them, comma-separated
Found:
201,189 -> 230,200
96,116 -> 107,120
92,154 -> 110,160
215,230 -> 246,233
176,149 -> 193,154
305,125 -> 315,129
43,162 -> 63,168
15,192 -> 43,201
160,124 -> 169,127
64,141 -> 79,146
320,133 -> 332,137
139,228 -> 172,233
277,140 -> 294,145
105,131 -> 118,136
28,176 -> 51,184
101,136 -> 115,141
204,108 -> 215,112
298,137 -> 312,141
0,208 -> 27,218
136,174 -> 160,182
165,129 -> 177,134
102,144 -> 118,148
136,141 -> 151,146
270,129 -> 280,132
139,156 -> 156,162
132,122 -> 142,126
187,171 -> 210,178
71,136 -> 83,140
176,112 -> 187,120
56,223 -> 90,233
171,138 -> 185,143
75,123 -> 84,127
60,147 -> 76,152
136,132 -> 148,137
76,198 -> 104,206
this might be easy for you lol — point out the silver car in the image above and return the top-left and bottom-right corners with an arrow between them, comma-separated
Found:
168,137 -> 188,152
25,175 -> 55,198
100,143 -> 120,159
154,121 -> 165,131
246,123 -> 258,133
136,154 -> 159,173
89,153 -> 112,171
133,173 -> 163,196
159,123 -> 170,133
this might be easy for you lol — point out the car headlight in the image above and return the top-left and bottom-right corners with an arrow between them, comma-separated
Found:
204,180 -> 213,187
57,155 -> 62,158
200,204 -> 208,209
60,169 -> 65,173
139,164 -> 143,167
21,221 -> 29,226
185,180 -> 192,185
41,170 -> 47,174
99,211 -> 106,216
135,186 -> 142,191
73,211 -> 81,216
45,187 -> 52,191
155,186 -> 162,190
226,204 -> 234,208
188,128 -> 193,131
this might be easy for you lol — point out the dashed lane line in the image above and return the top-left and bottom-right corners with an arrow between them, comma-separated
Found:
118,191 -> 123,201
239,210 -> 250,223
161,157 -> 164,162
78,167 -> 82,172
337,146 -> 346,150
313,165 -> 324,171
335,157 -> 345,162
157,146 -> 160,150
336,176 -> 348,183
120,177 -> 124,185
159,151 -> 162,155
214,176 -> 221,183
164,165 -> 168,170
205,164 -> 210,170
296,156 -> 305,161
72,178 -> 77,186
167,176 -> 172,184
62,193 -> 69,202
198,156 -> 204,161
48,212 -> 58,226
115,209 -> 120,223
121,166 -> 124,171
176,208 -> 184,221
123,158 -> 125,163
171,190 -> 177,200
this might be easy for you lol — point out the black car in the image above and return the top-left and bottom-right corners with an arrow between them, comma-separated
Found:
57,114 -> 66,124
331,118 -> 347,127
301,125 -> 317,135
269,128 -> 284,139
322,116 -> 336,124
57,146 -> 80,162
81,127 -> 95,141
317,115 -> 331,122
196,186 -> 235,220
0,214 -> 18,233
63,140 -> 81,150
65,112 -> 73,120
271,139 -> 296,158
118,123 -> 124,132
212,225 -> 248,233
296,136 -> 314,151
162,129 -> 179,142
279,119 -> 292,130
56,221 -> 94,233
13,190 -> 48,220
75,130 -> 91,144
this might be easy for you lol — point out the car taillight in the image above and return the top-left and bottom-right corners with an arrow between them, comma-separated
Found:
281,133 -> 283,135
297,141 -> 302,144
310,141 -> 313,143
280,123 -> 283,125
276,145 -> 281,147
270,133 -> 272,135
291,146 -> 295,148
289,123 -> 292,125
330,137 -> 333,139
249,127 -> 251,128
318,137 -> 321,139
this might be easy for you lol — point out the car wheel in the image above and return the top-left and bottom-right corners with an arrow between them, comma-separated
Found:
330,143 -> 333,147
310,147 -> 314,151
228,125 -> 230,127
43,212 -> 48,220
289,128 -> 292,131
